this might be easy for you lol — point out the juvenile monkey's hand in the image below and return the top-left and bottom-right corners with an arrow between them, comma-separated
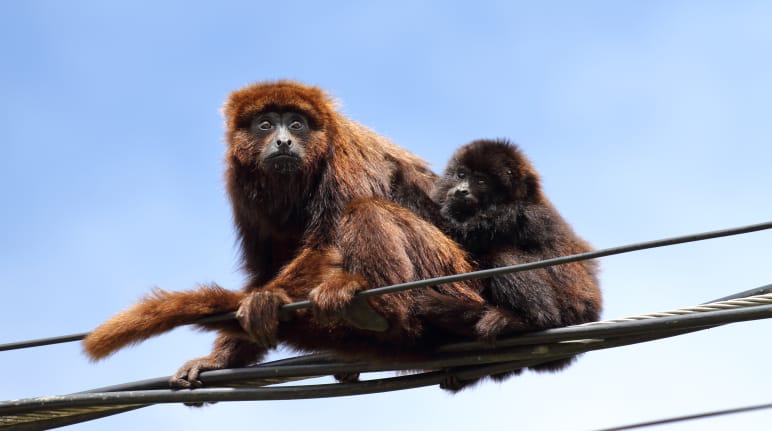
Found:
309,275 -> 389,332
236,288 -> 292,348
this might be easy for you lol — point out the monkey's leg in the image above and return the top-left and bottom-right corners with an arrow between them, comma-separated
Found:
327,198 -> 486,338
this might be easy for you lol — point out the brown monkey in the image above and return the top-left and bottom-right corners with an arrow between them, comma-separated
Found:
83,80 -> 486,388
432,139 -> 602,388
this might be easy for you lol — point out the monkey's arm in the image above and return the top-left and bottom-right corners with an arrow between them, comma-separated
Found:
389,169 -> 445,226
486,270 -> 562,327
235,246 -> 388,348
474,256 -> 563,342
456,204 -> 560,250
83,285 -> 244,360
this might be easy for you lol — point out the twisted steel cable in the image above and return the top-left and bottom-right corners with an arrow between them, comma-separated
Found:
1,221 -> 771,430
4,285 -> 772,430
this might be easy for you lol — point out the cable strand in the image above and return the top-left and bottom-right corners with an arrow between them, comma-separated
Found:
2,220 -> 770,352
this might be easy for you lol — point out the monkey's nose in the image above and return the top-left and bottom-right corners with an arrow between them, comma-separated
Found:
276,139 -> 292,148
454,188 -> 469,197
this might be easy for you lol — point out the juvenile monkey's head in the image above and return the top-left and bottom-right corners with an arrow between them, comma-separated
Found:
222,80 -> 339,175
433,139 -> 543,221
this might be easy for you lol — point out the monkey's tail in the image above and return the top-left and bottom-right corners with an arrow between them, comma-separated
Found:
83,284 -> 244,360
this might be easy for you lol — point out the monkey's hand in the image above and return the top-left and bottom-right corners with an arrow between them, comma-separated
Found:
309,274 -> 389,332
236,288 -> 293,349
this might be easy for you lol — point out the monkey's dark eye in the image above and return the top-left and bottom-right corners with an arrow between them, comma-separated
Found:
477,179 -> 486,185
457,171 -> 466,179
258,120 -> 273,130
289,120 -> 304,131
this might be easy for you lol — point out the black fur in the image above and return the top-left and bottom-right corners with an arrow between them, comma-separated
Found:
433,139 -> 602,388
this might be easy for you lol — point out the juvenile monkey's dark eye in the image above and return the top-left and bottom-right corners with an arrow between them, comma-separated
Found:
457,171 -> 466,179
477,179 -> 486,185
289,120 -> 304,130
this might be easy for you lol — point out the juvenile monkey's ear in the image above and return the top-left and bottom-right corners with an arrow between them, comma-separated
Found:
522,171 -> 541,200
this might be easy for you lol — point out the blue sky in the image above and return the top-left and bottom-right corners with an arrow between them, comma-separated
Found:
2,1 -> 771,430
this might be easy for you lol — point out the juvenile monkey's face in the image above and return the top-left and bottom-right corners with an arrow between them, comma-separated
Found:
248,111 -> 310,175
436,163 -> 496,221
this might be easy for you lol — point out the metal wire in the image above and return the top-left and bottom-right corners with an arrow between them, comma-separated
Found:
3,286 -> 772,430
1,220 -> 770,430
594,402 -> 772,431
438,286 -> 772,353
2,220 -> 771,353
584,292 -> 772,325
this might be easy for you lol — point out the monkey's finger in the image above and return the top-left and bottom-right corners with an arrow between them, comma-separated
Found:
255,331 -> 278,350
247,319 -> 278,349
169,372 -> 200,389
169,376 -> 199,390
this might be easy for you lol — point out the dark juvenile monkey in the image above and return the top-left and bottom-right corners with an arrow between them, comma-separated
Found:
432,139 -> 602,387
84,81 -> 487,388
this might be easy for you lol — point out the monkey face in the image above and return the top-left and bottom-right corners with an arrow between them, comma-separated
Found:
436,165 -> 498,221
434,139 -> 543,224
224,81 -> 337,176
248,111 -> 310,175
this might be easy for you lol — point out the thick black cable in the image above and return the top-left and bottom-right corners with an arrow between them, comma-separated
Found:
174,292 -> 772,385
0,314 -> 762,428
286,220 -> 772,310
2,220 -> 770,353
72,283 -> 772,393
0,328 -> 724,417
3,406 -> 148,431
1,372 -> 447,414
0,287 -> 772,431
2,355 -> 344,431
0,334 -> 85,352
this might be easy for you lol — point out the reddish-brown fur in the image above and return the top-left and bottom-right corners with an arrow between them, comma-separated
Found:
84,286 -> 245,360
83,81 -> 486,388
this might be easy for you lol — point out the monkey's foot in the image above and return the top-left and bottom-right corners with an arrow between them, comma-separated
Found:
475,307 -> 528,344
333,372 -> 361,383
170,355 -> 228,390
309,277 -> 389,332
236,289 -> 292,349
439,371 -> 480,393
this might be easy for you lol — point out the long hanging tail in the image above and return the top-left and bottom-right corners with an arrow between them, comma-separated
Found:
83,284 -> 244,360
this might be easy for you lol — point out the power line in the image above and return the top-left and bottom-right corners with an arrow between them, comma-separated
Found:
3,286 -> 772,430
594,402 -> 772,431
1,220 -> 770,430
2,220 -> 771,353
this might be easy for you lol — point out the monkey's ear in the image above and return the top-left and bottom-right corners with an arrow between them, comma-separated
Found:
522,171 -> 541,200
502,167 -> 518,188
